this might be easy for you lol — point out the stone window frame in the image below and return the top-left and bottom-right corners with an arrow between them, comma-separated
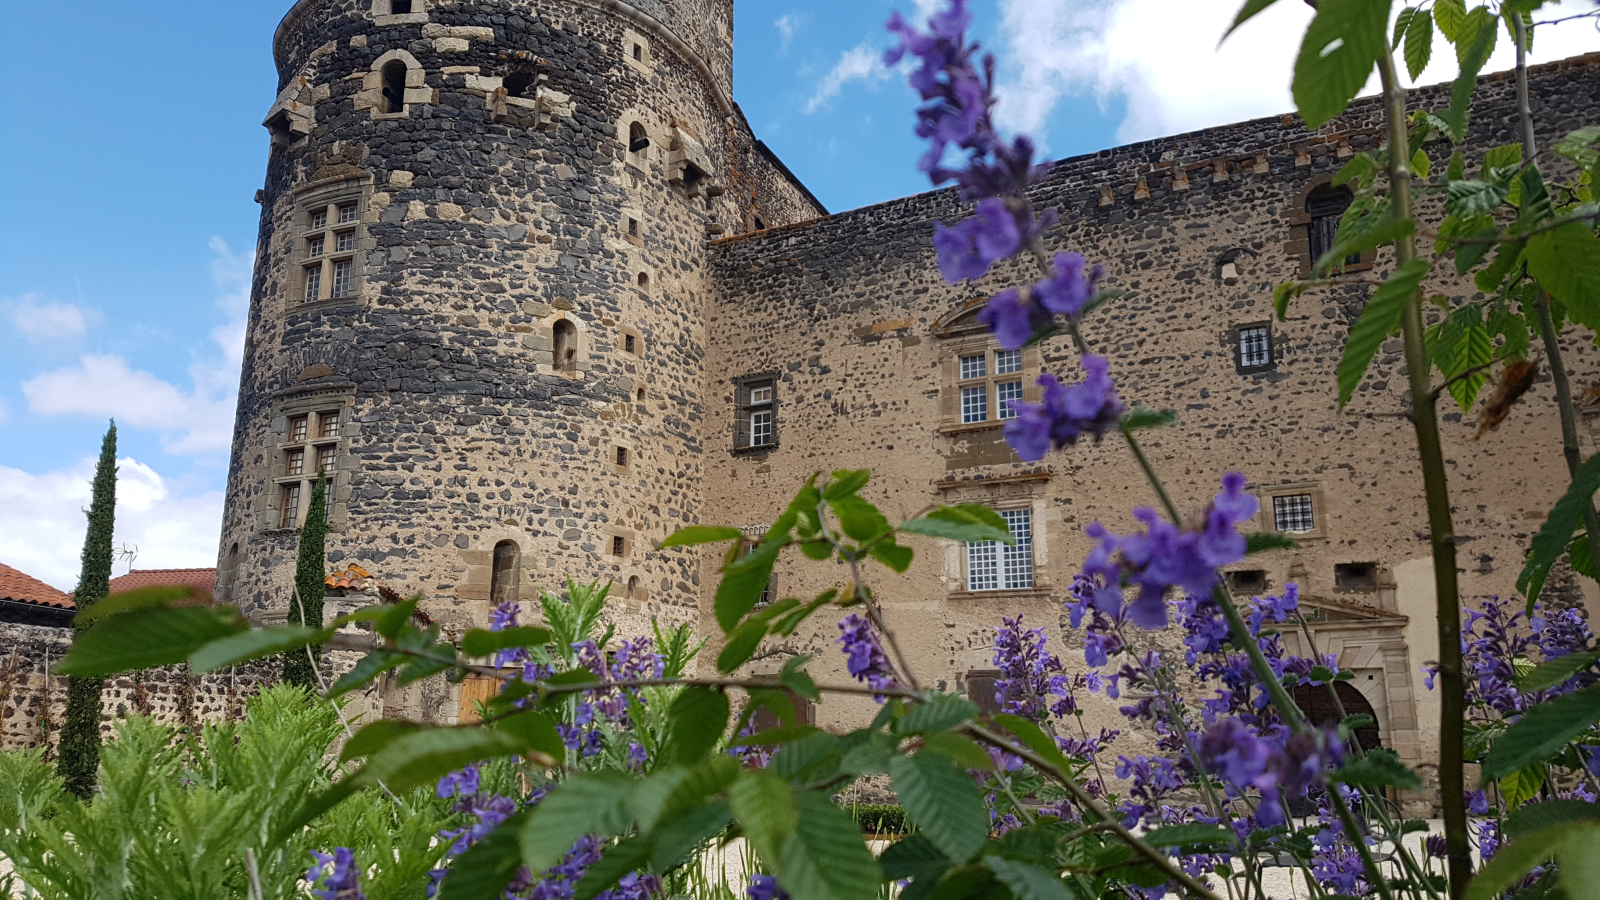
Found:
1286,175 -> 1376,279
371,0 -> 429,27
490,540 -> 522,605
611,440 -> 635,475
621,209 -> 644,246
266,386 -> 355,534
938,334 -> 1041,436
602,526 -> 636,559
964,507 -> 1035,592
622,118 -> 654,167
357,50 -> 431,120
1255,481 -> 1328,542
618,324 -> 646,358
622,572 -> 650,607
732,373 -> 779,455
621,28 -> 654,75
939,479 -> 1052,602
293,177 -> 372,310
1230,320 -> 1276,374
538,312 -> 589,379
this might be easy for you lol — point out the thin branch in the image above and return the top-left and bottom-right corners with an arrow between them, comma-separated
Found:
1429,359 -> 1501,401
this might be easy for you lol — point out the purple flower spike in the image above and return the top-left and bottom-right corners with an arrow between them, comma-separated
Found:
932,198 -> 1021,283
1002,355 -> 1125,462
977,288 -> 1037,353
309,848 -> 365,900
837,614 -> 898,699
749,874 -> 790,900
1032,252 -> 1100,318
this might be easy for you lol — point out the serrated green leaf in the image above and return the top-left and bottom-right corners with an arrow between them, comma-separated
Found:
1485,683 -> 1600,777
340,719 -> 424,763
376,597 -> 420,639
439,812 -> 529,900
188,625 -> 323,673
1120,406 -> 1179,431
1274,281 -> 1309,320
900,505 -> 1014,545
771,731 -> 843,781
829,495 -> 893,543
992,714 -> 1074,775
1292,0 -> 1391,129
1446,180 -> 1510,217
1439,6 -> 1497,142
1444,321 -> 1493,414
658,526 -> 746,548
520,773 -> 637,871
880,835 -> 951,882
824,470 -> 872,501
898,694 -> 981,735
1333,747 -> 1424,790
328,649 -> 406,698
891,752 -> 989,863
718,620 -> 769,673
1501,765 -> 1548,807
1318,207 -> 1414,276
985,857 -> 1075,900
648,801 -> 734,873
731,769 -> 798,866
772,591 -> 839,638
1435,0 -> 1467,41
1246,532 -> 1298,554
1528,222 -> 1600,334
870,540 -> 915,573
54,605 -> 246,677
74,585 -> 198,623
1404,6 -> 1434,79
921,731 -> 995,771
1476,239 -> 1527,294
1556,822 -> 1600,899
777,790 -> 881,900
1519,454 -> 1600,607
1411,146 -> 1433,180
496,710 -> 565,762
1465,825 -> 1564,900
1143,824 -> 1237,849
1518,650 -> 1600,693
716,540 -> 782,632
1573,533 -> 1598,579
1507,799 -> 1600,837
361,725 -> 524,794
1337,258 -> 1431,409
461,626 -> 554,659
668,686 -> 730,764
1333,152 -> 1378,188
1488,304 -> 1530,360
1392,6 -> 1416,47
839,732 -> 897,776
781,655 -> 820,701
1224,0 -> 1285,38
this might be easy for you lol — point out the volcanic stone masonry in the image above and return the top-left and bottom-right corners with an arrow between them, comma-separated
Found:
214,0 -> 1600,809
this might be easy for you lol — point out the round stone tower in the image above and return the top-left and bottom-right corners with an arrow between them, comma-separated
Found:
217,0 -> 819,637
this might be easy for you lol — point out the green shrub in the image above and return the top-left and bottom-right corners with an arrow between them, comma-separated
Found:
849,804 -> 909,835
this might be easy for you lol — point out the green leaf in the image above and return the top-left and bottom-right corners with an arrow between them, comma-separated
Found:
921,731 -> 996,771
462,626 -> 554,658
1476,239 -> 1527,294
376,597 -> 420,639
340,719 -> 424,763
54,606 -> 246,677
891,752 -> 989,862
1224,0 -> 1284,39
520,773 -> 637,871
777,790 -> 881,900
187,625 -> 323,673
897,695 -> 981,735
742,725 -> 825,746
829,495 -> 892,543
824,470 -> 872,501
1411,146 -> 1433,180
984,857 -> 1075,900
1337,258 -> 1432,409
1519,454 -> 1600,607
74,585 -> 197,623
1528,222 -> 1600,334
718,620 -> 769,673
731,769 -> 798,866
1439,6 -> 1497,142
659,526 -> 746,549
1445,180 -> 1510,217
496,710 -> 566,763
900,505 -> 1014,545
1274,281 -> 1310,320
1465,825 -> 1564,900
1500,765 -> 1548,808
667,686 -> 730,764
648,801 -> 734,873
1557,823 -> 1600,900
992,714 -> 1074,775
880,835 -> 951,882
870,540 -> 915,574
1120,406 -> 1179,431
572,836 -> 654,900
1391,6 -> 1416,46
439,812 -> 529,900
1292,0 -> 1391,130
1488,304 -> 1531,360
771,731 -> 843,781
1333,747 -> 1424,790
1507,800 -> 1600,837
1144,824 -> 1238,849
1334,152 -> 1379,188
1317,208 -> 1415,275
1485,684 -> 1600,777
1573,533 -> 1598,580
1246,533 -> 1298,554
361,725 -> 523,794
781,655 -> 821,701
1403,6 -> 1434,79
716,540 -> 782,632
1518,651 -> 1600,693
1434,0 -> 1467,42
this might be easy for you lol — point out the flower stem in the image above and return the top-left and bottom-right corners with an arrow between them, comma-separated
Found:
1375,48 -> 1470,900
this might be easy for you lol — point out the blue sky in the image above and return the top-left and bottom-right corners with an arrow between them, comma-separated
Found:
0,0 -> 1594,588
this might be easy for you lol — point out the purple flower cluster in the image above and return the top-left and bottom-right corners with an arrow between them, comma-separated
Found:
991,615 -> 1079,720
1195,718 -> 1343,826
1079,473 -> 1258,629
977,253 -> 1104,351
748,874 -> 790,900
1001,355 -> 1126,463
1426,597 -> 1598,717
837,614 -> 898,698
309,848 -> 365,900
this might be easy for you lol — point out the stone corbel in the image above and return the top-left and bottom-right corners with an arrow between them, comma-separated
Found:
264,77 -> 318,148
667,129 -> 716,196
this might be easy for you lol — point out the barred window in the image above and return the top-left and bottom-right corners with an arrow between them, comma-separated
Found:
1238,325 -> 1272,369
961,386 -> 988,424
1273,494 -> 1316,533
996,380 -> 1024,420
994,349 -> 1022,375
966,509 -> 1033,591
960,355 -> 987,380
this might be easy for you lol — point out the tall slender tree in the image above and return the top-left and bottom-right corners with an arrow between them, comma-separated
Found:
282,471 -> 329,690
56,421 -> 117,799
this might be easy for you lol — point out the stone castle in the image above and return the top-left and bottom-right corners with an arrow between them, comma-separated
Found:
215,0 -> 1600,800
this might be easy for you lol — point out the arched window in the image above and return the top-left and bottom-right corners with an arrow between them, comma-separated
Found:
627,575 -> 641,600
490,540 -> 520,605
636,272 -> 649,290
553,320 -> 578,373
505,72 -> 536,99
1306,184 -> 1357,266
381,61 -> 408,115
628,122 -> 650,153
637,388 -> 646,403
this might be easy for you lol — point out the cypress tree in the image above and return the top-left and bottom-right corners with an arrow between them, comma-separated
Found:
57,422 -> 118,799
282,471 -> 329,690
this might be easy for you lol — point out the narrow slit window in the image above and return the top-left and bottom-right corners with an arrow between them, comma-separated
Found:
490,541 -> 520,605
624,334 -> 637,354
629,122 -> 650,153
381,61 -> 408,115
553,320 -> 577,373
1273,494 -> 1316,533
616,447 -> 629,467
632,43 -> 643,61
627,217 -> 639,236
612,536 -> 627,557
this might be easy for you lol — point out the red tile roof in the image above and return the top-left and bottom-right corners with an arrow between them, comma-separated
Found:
0,562 -> 73,610
108,568 -> 217,598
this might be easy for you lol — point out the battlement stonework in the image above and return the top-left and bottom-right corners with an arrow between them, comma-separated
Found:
224,0 -> 1599,802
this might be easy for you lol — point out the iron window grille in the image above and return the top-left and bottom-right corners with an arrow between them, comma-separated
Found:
1273,494 -> 1316,533
1238,325 -> 1272,369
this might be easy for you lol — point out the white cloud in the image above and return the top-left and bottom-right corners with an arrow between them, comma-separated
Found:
807,42 -> 893,112
9,294 -> 91,341
19,240 -> 251,456
776,13 -> 807,51
0,455 -> 224,590
994,0 -> 1600,146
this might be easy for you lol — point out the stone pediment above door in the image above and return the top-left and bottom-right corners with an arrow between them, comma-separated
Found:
1296,593 -> 1408,625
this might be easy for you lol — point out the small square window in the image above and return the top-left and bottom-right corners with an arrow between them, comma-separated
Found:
616,446 -> 629,467
624,334 -> 637,354
336,230 -> 356,253
338,203 -> 358,224
1335,562 -> 1378,592
304,266 -> 323,302
280,484 -> 302,529
959,355 -> 987,381
632,43 -> 643,61
961,385 -> 988,424
318,410 -> 341,439
611,535 -> 626,557
1273,494 -> 1316,533
307,236 -> 325,258
751,410 -> 774,447
749,385 -> 773,405
627,217 -> 639,236
996,380 -> 1023,420
1239,325 -> 1272,369
311,209 -> 329,231
994,349 -> 1022,375
316,445 -> 337,473
391,0 -> 413,13
289,416 -> 309,443
331,260 -> 353,298
1227,569 -> 1268,595
286,449 -> 305,477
